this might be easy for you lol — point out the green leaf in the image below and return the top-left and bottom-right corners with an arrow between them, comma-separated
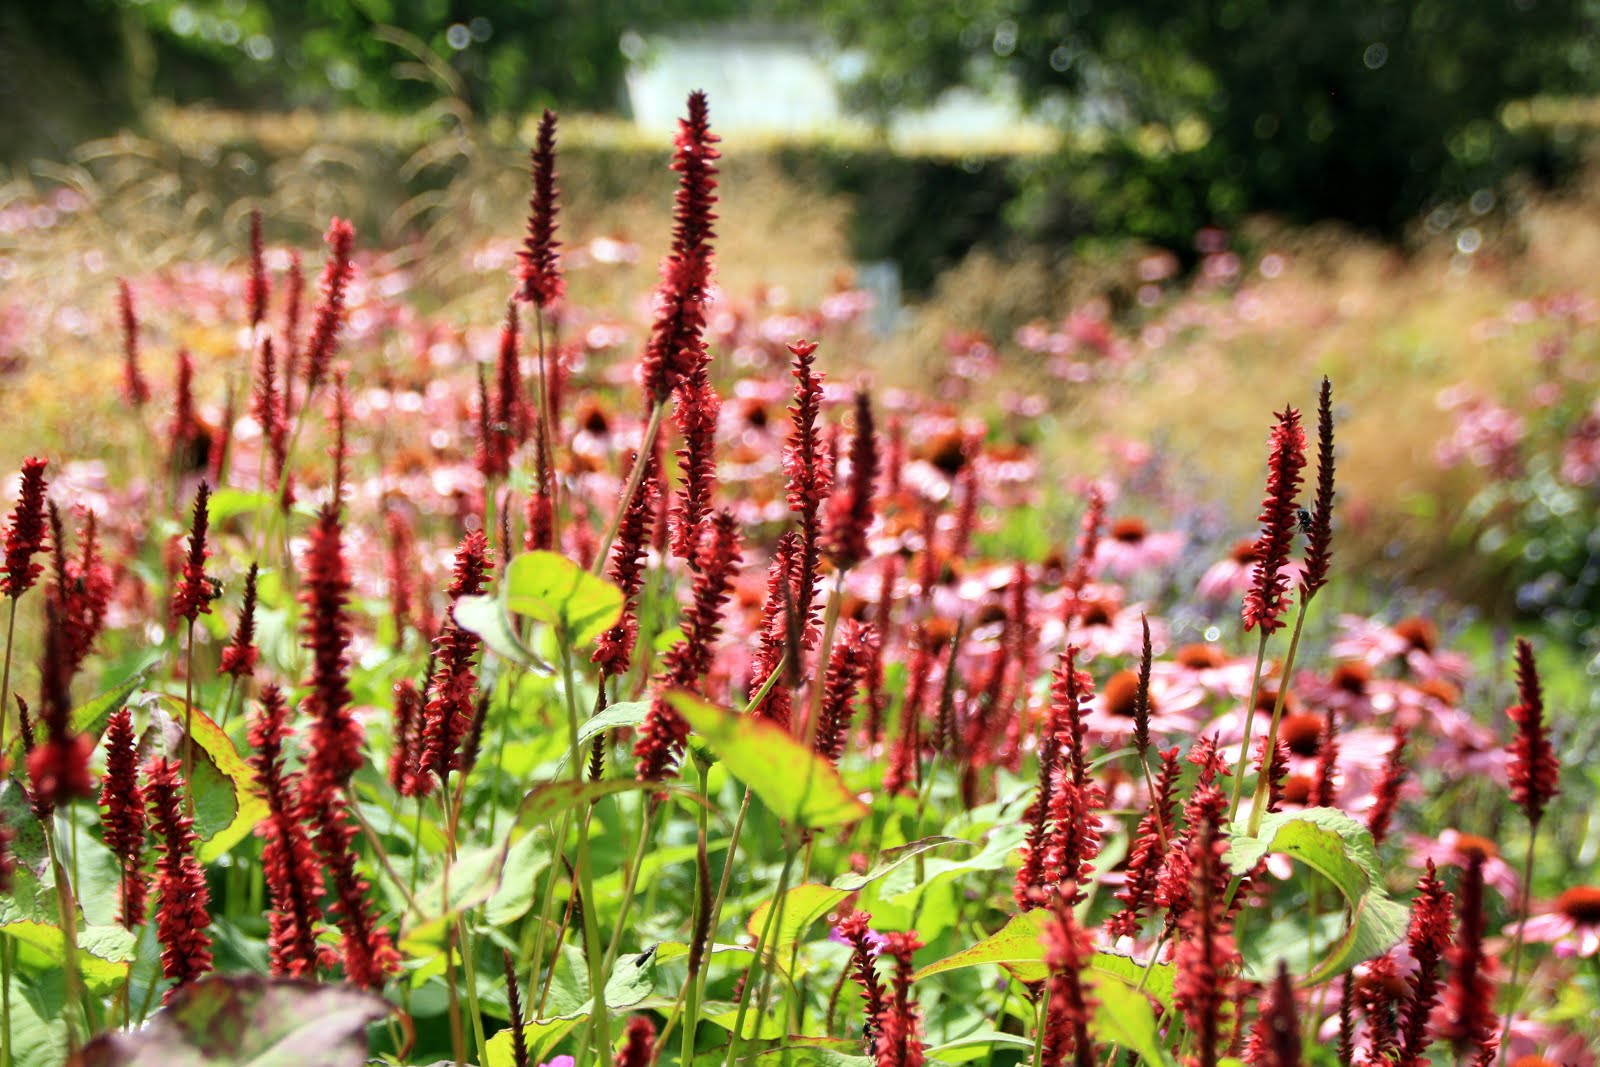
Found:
152,697 -> 269,862
515,776 -> 674,827
746,883 -> 852,961
1225,807 -> 1409,983
0,777 -> 47,883
77,974 -> 390,1065
552,700 -> 650,774
925,1032 -> 1037,1064
668,691 -> 868,828
0,919 -> 134,992
831,836 -> 977,892
483,831 -> 550,927
504,550 -> 623,645
6,664 -> 154,766
1087,971 -> 1171,1067
453,594 -> 551,673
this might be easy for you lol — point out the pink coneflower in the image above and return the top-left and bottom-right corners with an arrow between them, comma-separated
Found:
518,109 -> 565,310
1331,614 -> 1471,682
1506,637 -> 1558,827
1092,516 -> 1184,578
219,562 -> 259,678
117,279 -> 151,409
1516,885 -> 1600,958
2,457 -> 48,599
98,707 -> 147,929
145,755 -> 214,1001
1242,405 -> 1306,635
1406,829 -> 1520,901
248,684 -> 330,978
301,217 -> 356,403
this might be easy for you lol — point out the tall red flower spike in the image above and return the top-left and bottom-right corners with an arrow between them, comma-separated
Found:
52,509 -> 112,679
1395,860 -> 1453,1067
1106,746 -> 1181,939
1245,961 -> 1301,1067
495,299 -> 524,448
503,948 -> 532,1067
145,755 -> 214,1001
219,562 -> 260,678
246,208 -> 269,330
524,414 -> 554,552
414,531 -> 492,793
98,707 -> 147,929
836,911 -> 888,1052
170,347 -> 202,472
170,480 -> 213,624
594,447 -> 660,678
615,1015 -> 658,1067
254,338 -> 286,487
302,217 -> 356,402
280,250 -> 304,405
1173,810 -> 1239,1067
1061,485 -> 1104,626
1,457 -> 48,599
746,531 -> 800,729
1365,725 -> 1409,846
874,932 -> 925,1067
1506,636 -> 1558,826
387,677 -> 423,794
1040,763 -> 1103,905
1242,405 -> 1306,634
384,504 -> 418,645
826,389 -> 878,570
784,338 -> 830,637
635,511 -> 741,781
1439,853 -> 1497,1063
670,367 -> 721,560
518,109 -> 564,310
814,620 -> 877,765
1039,887 -> 1095,1067
298,503 -> 362,809
29,594 -> 94,812
116,278 -> 151,408
640,92 -> 719,403
1299,376 -> 1335,599
248,684 -> 331,978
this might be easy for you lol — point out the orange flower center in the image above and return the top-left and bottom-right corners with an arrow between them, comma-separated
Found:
1102,670 -> 1155,718
1080,600 -> 1116,628
1393,616 -> 1438,654
1452,833 -> 1499,861
1110,517 -> 1148,544
1280,712 -> 1325,757
1418,678 -> 1461,706
1557,885 -> 1600,925
1331,661 -> 1371,694
1176,643 -> 1225,670
1229,538 -> 1261,564
1282,774 -> 1313,805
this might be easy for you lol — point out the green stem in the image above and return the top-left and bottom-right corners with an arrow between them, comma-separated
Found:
1496,820 -> 1541,1066
591,400 -> 666,576
182,621 -> 196,817
681,761 -> 713,1067
44,825 -> 84,1057
1247,599 -> 1310,838
457,915 -> 490,1067
1227,630 -> 1272,824
724,842 -> 797,1067
601,799 -> 657,974
558,639 -> 612,1067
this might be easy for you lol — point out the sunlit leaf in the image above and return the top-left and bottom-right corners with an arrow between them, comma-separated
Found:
150,697 -> 269,862
831,836 -> 976,892
453,593 -> 551,673
746,883 -> 852,961
504,550 -> 623,645
0,919 -> 134,992
668,691 -> 868,828
552,699 -> 650,774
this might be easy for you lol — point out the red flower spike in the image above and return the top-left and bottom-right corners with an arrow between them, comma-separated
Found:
1396,860 -> 1453,1067
1242,405 -> 1307,634
254,338 -> 287,487
1245,961 -> 1301,1067
415,531 -> 492,793
635,511 -> 741,781
248,685 -> 331,978
1299,377 -> 1335,598
305,785 -> 400,988
1173,811 -> 1239,1067
387,678 -> 423,793
246,208 -> 269,330
783,338 -> 831,643
524,414 -> 554,552
863,556 -> 898,743
383,504 -> 417,645
281,250 -> 304,407
170,481 -> 213,624
52,509 -> 112,678
1039,888 -> 1096,1067
836,911 -> 888,1052
825,389 -> 878,571
814,620 -> 877,765
1254,735 -> 1290,814
1061,486 -> 1104,626
29,595 -> 94,813
1365,726 -> 1409,846
1130,613 -> 1154,761
874,932 -> 925,1067
747,531 -> 800,729
639,93 -> 719,402
1440,853 -> 1497,1062
1106,746 -> 1181,939
1039,765 -> 1104,905
594,447 -> 660,678
670,367 -> 721,561
144,756 -> 214,1000
170,347 -> 203,473
1049,645 -> 1093,788
949,453 -> 979,561
503,949 -> 532,1067
98,707 -> 147,929
475,363 -> 504,481
496,299 -> 524,446
302,217 -> 356,402
1,457 -> 48,599
518,110 -> 565,309
615,1015 -> 658,1067
298,504 -> 362,809
1506,636 -> 1558,826
1312,707 -> 1339,808
117,279 -> 151,408
220,562 -> 260,679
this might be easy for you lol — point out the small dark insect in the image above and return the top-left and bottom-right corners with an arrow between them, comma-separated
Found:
1297,507 -> 1315,534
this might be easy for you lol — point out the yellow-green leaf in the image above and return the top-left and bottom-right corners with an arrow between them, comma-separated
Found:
504,550 -> 623,645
